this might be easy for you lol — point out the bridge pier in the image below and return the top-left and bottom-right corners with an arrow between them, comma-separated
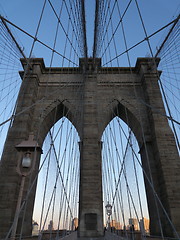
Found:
78,58 -> 104,238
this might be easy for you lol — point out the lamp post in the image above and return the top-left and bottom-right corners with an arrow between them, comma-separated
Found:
11,134 -> 42,240
105,202 -> 112,230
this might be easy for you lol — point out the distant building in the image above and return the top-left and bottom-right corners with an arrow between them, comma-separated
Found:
115,222 -> 122,230
48,220 -> 54,231
32,220 -> 39,236
109,220 -> 122,230
72,217 -> 78,230
139,218 -> 150,234
110,219 -> 116,228
129,218 -> 139,231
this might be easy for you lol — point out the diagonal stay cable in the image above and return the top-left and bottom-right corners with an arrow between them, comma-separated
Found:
0,15 -> 78,66
0,65 -> 84,128
100,0 -> 133,59
47,0 -> 81,59
97,0 -> 118,58
49,132 -> 74,219
5,106 -> 73,239
134,0 -> 180,150
1,18 -> 26,59
103,15 -> 180,66
155,14 -> 180,58
63,0 -> 84,57
116,115 -> 180,239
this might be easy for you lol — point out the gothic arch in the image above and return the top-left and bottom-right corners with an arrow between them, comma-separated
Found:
101,99 -> 143,148
33,99 -> 79,146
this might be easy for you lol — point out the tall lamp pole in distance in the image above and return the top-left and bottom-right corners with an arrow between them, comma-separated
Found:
105,202 -> 112,230
11,134 -> 42,240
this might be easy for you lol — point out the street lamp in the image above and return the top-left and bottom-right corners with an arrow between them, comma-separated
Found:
11,134 -> 42,240
105,202 -> 112,230
22,152 -> 32,168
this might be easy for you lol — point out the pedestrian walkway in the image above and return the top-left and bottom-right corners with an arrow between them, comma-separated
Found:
60,231 -> 125,240
104,231 -> 125,240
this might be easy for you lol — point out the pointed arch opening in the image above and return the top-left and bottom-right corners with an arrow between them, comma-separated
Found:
32,116 -> 80,234
101,116 -> 150,234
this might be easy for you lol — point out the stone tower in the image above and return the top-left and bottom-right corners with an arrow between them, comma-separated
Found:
0,57 -> 179,239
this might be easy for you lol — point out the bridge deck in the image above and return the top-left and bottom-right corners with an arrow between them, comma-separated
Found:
60,231 -> 124,239
19,232 -> 166,240
59,231 -> 163,240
